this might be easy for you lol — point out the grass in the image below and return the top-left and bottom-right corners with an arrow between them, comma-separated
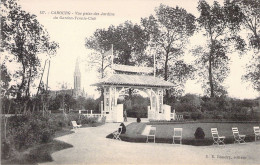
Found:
1,140 -> 73,165
55,127 -> 74,137
110,121 -> 260,145
1,127 -> 74,165
2,122 -> 105,165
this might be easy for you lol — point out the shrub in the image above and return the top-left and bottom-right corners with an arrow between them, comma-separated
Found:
194,127 -> 205,139
137,117 -> 141,123
182,112 -> 191,119
6,114 -> 56,151
67,113 -> 80,124
201,99 -> 218,112
41,128 -> 55,143
203,112 -> 214,119
231,113 -> 248,121
191,112 -> 203,120
101,116 -> 106,123
80,116 -> 98,124
175,102 -> 198,112
1,140 -> 13,159
213,114 -> 223,120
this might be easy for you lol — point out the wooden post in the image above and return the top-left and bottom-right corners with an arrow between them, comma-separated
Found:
37,60 -> 47,96
46,60 -> 51,91
101,101 -> 103,116
153,52 -> 156,77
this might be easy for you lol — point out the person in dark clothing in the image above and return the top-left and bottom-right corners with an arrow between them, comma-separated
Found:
120,123 -> 126,134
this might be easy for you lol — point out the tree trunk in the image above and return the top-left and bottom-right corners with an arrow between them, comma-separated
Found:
18,60 -> 26,99
4,117 -> 7,140
100,87 -> 104,113
32,102 -> 36,113
208,55 -> 214,98
209,29 -> 215,98
23,100 -> 29,114
164,51 -> 170,102
4,100 -> 12,140
253,27 -> 260,50
26,67 -> 32,97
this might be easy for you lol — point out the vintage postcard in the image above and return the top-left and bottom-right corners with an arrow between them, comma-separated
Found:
1,0 -> 260,164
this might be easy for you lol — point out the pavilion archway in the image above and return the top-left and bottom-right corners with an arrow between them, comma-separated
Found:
93,64 -> 175,122
101,85 -> 172,122
116,87 -> 154,119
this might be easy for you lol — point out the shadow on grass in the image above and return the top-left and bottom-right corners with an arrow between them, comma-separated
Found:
107,133 -> 256,146
2,140 -> 73,165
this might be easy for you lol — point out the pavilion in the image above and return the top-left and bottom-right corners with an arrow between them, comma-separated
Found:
93,64 -> 176,122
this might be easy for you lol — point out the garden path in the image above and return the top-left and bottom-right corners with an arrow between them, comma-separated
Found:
41,118 -> 260,165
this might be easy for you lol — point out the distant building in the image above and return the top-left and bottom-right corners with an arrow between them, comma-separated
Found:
50,57 -> 86,98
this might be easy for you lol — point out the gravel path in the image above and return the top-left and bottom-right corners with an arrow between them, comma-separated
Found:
41,120 -> 260,165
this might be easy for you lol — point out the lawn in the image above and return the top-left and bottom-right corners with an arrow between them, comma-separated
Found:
1,127 -> 74,165
117,122 -> 260,145
1,140 -> 73,165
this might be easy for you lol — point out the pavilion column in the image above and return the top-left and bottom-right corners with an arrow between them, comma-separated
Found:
103,86 -> 113,122
110,86 -> 117,109
155,88 -> 163,120
149,88 -> 157,120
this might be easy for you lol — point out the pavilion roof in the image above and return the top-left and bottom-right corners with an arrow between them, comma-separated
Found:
112,64 -> 153,74
93,74 -> 175,88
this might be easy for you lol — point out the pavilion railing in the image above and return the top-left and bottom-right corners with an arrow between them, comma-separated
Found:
79,110 -> 104,118
170,113 -> 184,121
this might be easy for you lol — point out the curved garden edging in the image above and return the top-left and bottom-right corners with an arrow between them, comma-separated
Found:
106,122 -> 260,146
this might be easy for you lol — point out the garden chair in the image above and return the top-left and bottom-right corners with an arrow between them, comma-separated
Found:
146,126 -> 156,143
112,126 -> 122,141
211,128 -> 225,145
71,121 -> 82,130
253,126 -> 260,141
232,127 -> 246,144
173,128 -> 182,144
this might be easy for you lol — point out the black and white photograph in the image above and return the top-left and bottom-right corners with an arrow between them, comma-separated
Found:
1,0 -> 260,164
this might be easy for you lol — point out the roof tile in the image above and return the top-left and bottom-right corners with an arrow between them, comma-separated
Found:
93,74 -> 174,88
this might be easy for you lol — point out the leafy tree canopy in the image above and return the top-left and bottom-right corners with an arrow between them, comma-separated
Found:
1,0 -> 59,99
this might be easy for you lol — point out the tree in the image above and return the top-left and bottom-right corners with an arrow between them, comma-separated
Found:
141,4 -> 196,101
48,94 -> 63,110
0,64 -> 11,97
75,96 -> 86,110
85,21 -> 150,105
64,94 -> 76,112
195,0 -> 245,98
83,98 -> 98,112
1,0 -> 59,100
85,21 -> 149,67
225,0 -> 260,92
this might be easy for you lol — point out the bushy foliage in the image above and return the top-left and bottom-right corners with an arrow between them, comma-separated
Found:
1,140 -> 13,159
1,112 -> 105,159
124,95 -> 149,118
0,114 -> 56,159
7,114 -> 56,150
175,94 -> 202,112
48,94 -> 100,111
67,113 -> 80,125
182,112 -> 191,119
173,94 -> 259,121
194,127 -> 205,139
191,112 -> 204,120
80,116 -> 99,124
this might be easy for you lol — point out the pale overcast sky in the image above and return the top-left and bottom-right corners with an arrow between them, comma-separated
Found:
7,0 -> 259,99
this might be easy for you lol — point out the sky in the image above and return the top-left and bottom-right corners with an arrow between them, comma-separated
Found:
6,0 -> 259,99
